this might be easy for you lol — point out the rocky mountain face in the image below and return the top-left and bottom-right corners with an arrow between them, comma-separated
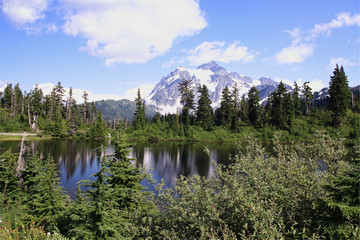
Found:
145,61 -> 291,114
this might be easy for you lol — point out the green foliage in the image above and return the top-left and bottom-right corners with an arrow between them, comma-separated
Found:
302,82 -> 314,116
0,150 -> 21,207
21,154 -> 67,232
322,145 -> 360,239
247,86 -> 261,128
196,85 -> 213,131
88,111 -> 106,140
147,132 -> 355,239
133,89 -> 147,130
293,81 -> 301,116
0,222 -> 69,240
0,108 -> 29,132
328,65 -> 352,125
178,79 -> 195,129
216,86 -> 234,129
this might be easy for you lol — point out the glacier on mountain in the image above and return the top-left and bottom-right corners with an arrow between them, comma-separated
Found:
145,61 -> 288,114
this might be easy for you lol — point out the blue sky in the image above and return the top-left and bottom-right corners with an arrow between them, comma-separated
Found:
1,0 -> 359,102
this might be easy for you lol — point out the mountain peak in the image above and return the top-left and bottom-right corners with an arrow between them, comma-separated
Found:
196,61 -> 226,73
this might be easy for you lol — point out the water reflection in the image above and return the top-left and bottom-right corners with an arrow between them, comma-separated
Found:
131,142 -> 236,189
0,140 -> 237,197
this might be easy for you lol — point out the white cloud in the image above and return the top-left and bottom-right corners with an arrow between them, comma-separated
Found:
328,57 -> 358,70
162,58 -> 185,69
62,0 -> 207,65
275,43 -> 314,64
36,82 -> 155,103
187,41 -> 259,66
273,77 -> 325,92
276,12 -> 360,65
124,84 -> 155,100
310,12 -> 360,38
2,0 -> 50,25
284,27 -> 303,45
274,77 -> 295,87
0,81 -> 7,93
308,79 -> 326,91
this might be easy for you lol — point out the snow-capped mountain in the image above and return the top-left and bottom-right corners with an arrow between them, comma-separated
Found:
145,61 -> 289,114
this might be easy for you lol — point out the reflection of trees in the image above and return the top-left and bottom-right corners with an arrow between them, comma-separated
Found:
129,142 -> 238,189
0,139 -> 238,193
26,140 -> 107,182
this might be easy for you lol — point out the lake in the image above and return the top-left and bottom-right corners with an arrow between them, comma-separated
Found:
0,139 -> 238,197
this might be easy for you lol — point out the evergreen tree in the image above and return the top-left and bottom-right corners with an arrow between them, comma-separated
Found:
13,83 -> 23,116
178,79 -> 195,129
269,82 -> 287,129
108,136 -> 154,237
196,84 -> 213,130
231,84 -> 242,132
52,81 -> 65,121
90,101 -> 97,123
302,82 -> 313,116
82,91 -> 89,124
323,147 -> 360,238
133,88 -> 146,130
217,86 -> 233,128
29,85 -> 43,129
67,97 -> 79,135
0,150 -> 21,205
239,94 -> 249,124
2,83 -> 13,109
293,81 -> 301,116
247,86 -> 261,128
90,111 -> 106,140
62,185 -> 89,238
328,65 -> 352,125
22,154 -> 66,231
79,158 -> 123,239
283,92 -> 295,131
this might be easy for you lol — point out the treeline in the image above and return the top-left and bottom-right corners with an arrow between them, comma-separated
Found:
0,65 -> 358,142
1,133 -> 359,239
128,65 -> 359,142
0,82 -> 106,140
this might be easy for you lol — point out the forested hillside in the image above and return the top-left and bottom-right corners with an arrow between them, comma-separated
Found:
94,99 -> 157,121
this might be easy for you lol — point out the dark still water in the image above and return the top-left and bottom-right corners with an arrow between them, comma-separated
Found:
0,140 -> 237,197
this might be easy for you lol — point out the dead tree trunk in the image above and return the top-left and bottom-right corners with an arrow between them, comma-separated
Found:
16,134 -> 26,180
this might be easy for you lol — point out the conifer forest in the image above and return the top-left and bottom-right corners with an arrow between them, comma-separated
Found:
0,66 -> 359,239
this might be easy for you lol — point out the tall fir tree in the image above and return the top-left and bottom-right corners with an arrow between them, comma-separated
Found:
270,82 -> 287,129
13,83 -> 23,116
323,146 -> 360,238
247,86 -> 261,128
133,88 -> 146,130
22,154 -> 67,231
78,157 -> 123,239
283,92 -> 295,131
196,84 -> 213,131
29,84 -> 44,129
239,94 -> 249,124
293,81 -> 301,116
108,136 -> 155,238
231,84 -> 242,132
217,86 -> 233,128
82,91 -> 89,124
2,83 -> 13,109
178,79 -> 195,129
302,82 -> 313,116
328,65 -> 352,125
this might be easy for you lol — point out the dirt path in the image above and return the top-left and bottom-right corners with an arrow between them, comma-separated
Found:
0,132 -> 37,136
